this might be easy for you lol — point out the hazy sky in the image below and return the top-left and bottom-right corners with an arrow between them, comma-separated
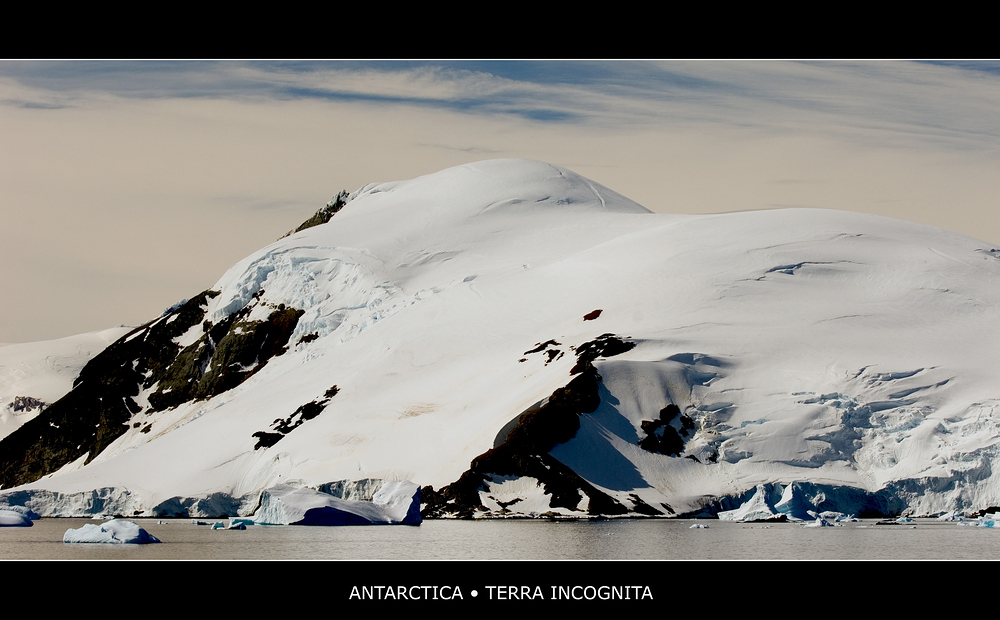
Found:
3,59 -> 1000,344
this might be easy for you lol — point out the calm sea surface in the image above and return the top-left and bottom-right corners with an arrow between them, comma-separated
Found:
1,517 -> 998,561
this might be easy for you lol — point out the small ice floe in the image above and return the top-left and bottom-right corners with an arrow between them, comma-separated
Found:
212,520 -> 246,530
895,516 -> 916,524
63,519 -> 161,544
836,514 -> 860,523
936,511 -> 968,522
803,517 -> 835,528
689,523 -> 709,529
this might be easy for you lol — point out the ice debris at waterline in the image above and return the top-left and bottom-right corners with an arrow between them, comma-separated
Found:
251,481 -> 422,525
803,517 -> 836,527
210,520 -> 247,529
63,519 -> 161,544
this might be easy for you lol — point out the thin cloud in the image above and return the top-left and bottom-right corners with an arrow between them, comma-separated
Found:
5,60 -> 1000,155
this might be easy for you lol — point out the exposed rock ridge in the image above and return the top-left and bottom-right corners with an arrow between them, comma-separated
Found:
280,190 -> 350,239
421,334 -> 637,519
0,290 -> 304,489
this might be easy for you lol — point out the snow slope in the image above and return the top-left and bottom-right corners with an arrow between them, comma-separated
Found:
0,327 -> 130,441
3,158 -> 1000,519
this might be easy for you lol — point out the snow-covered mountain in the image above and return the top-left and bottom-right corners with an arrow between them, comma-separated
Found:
3,158 -> 1000,520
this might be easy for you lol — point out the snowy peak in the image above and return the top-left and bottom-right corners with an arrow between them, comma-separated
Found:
342,159 -> 652,222
205,159 -> 657,349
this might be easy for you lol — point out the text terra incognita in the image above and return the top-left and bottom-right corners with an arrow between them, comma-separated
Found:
349,584 -> 653,601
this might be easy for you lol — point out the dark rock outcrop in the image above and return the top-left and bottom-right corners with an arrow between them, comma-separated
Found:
422,362 -> 626,518
253,385 -> 339,450
638,404 -> 696,456
280,190 -> 349,239
0,290 -> 304,489
422,334 -> 638,519
8,396 -> 46,413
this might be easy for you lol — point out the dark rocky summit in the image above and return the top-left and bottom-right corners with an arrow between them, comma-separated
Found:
281,190 -> 349,239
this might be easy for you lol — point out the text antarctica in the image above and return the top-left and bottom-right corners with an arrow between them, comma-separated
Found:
349,585 -> 653,601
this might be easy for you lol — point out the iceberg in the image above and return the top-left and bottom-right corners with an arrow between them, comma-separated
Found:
63,519 -> 161,544
208,520 -> 245,530
0,504 -> 38,519
978,514 -> 1000,528
251,480 -> 421,526
718,485 -> 786,522
0,508 -> 33,527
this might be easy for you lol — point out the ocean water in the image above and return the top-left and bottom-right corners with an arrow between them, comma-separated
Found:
1,517 -> 998,561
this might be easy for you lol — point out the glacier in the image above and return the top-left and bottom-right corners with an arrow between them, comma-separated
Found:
2,158 -> 1000,521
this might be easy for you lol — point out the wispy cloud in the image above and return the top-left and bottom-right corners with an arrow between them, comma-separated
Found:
5,59 -> 999,154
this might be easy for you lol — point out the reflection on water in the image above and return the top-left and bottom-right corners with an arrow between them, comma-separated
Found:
0,517 -> 997,560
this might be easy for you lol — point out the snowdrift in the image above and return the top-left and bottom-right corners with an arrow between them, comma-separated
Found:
2,158 -> 1000,521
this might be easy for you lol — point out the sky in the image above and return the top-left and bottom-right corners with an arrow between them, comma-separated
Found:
3,59 -> 1000,344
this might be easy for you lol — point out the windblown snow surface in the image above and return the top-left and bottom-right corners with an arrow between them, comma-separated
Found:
4,158 -> 1000,520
